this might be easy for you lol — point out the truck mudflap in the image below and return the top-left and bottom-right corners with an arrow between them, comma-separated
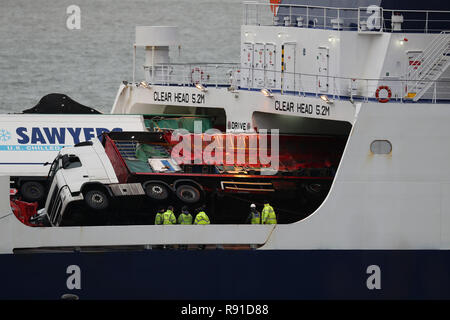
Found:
108,183 -> 145,196
10,199 -> 39,226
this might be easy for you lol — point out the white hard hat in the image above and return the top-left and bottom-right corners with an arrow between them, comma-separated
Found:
250,203 -> 256,208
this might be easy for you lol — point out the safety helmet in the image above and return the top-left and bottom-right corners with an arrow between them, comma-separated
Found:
250,204 -> 256,208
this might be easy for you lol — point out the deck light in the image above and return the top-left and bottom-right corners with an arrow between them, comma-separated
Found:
139,81 -> 151,89
320,94 -> 334,104
195,83 -> 208,92
261,88 -> 273,97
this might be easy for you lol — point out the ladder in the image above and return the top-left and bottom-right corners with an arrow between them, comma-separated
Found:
406,31 -> 450,102
115,141 -> 138,159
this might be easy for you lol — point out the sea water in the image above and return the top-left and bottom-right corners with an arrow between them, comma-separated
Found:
0,0 -> 242,113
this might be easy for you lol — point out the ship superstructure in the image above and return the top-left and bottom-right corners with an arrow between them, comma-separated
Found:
112,1 -> 450,133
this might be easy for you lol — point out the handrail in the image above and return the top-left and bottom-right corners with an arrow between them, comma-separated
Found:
243,1 -> 450,13
142,63 -> 450,103
408,32 -> 447,76
407,31 -> 450,81
419,37 -> 449,77
406,32 -> 450,97
144,64 -> 450,85
410,32 -> 448,66
244,2 -> 450,33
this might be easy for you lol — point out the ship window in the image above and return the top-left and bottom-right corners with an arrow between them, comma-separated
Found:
62,155 -> 82,169
370,140 -> 392,154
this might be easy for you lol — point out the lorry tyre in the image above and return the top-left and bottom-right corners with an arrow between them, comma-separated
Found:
84,189 -> 109,210
145,183 -> 169,200
20,181 -> 45,202
176,185 -> 201,203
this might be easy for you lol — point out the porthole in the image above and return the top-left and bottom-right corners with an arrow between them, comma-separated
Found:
370,140 -> 392,154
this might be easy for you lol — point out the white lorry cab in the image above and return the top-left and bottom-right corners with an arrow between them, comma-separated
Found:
44,139 -> 145,226
0,114 -> 147,202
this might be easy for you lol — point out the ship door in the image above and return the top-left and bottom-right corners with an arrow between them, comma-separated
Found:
317,47 -> 329,93
241,42 -> 254,88
282,42 -> 296,92
253,43 -> 265,88
265,43 -> 276,88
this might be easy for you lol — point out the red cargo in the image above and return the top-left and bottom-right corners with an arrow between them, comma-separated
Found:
10,199 -> 39,226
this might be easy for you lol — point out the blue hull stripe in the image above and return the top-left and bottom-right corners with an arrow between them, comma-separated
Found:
2,250 -> 450,299
0,163 -> 46,165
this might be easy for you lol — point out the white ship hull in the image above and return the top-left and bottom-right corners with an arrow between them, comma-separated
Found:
2,98 -> 450,251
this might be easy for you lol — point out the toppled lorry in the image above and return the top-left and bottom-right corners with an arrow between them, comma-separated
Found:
40,130 -> 346,226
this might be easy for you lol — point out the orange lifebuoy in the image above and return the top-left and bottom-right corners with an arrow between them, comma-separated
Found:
191,67 -> 204,84
375,86 -> 392,103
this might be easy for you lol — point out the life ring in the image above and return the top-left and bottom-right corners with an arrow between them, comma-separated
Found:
191,67 -> 204,84
375,86 -> 392,103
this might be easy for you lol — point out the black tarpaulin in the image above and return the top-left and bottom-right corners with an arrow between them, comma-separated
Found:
22,93 -> 102,114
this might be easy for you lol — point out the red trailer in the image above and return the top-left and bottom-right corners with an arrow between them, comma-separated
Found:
101,131 -> 346,205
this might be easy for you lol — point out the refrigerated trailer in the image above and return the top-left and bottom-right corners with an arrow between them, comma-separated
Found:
0,114 -> 147,202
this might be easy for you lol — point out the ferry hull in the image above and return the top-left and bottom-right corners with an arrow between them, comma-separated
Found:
1,249 -> 450,300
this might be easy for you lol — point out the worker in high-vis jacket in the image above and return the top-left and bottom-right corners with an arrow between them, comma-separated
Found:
178,206 -> 193,225
194,207 -> 210,225
246,203 -> 261,224
162,206 -> 176,225
262,201 -> 277,224
177,206 -> 192,250
155,206 -> 165,225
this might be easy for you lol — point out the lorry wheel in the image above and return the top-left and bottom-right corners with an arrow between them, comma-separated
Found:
176,185 -> 201,204
84,190 -> 109,210
306,183 -> 322,193
20,181 -> 45,202
145,183 -> 169,200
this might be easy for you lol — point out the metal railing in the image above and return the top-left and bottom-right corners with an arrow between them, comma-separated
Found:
143,64 -> 450,103
408,31 -> 450,79
243,2 -> 450,34
144,63 -> 240,88
406,31 -> 450,99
